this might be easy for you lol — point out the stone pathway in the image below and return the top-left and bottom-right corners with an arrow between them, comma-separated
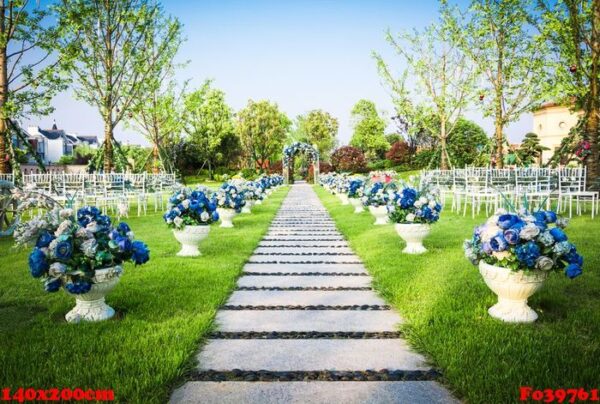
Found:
171,183 -> 458,404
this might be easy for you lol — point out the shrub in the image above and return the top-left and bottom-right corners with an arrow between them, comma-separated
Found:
385,141 -> 411,166
267,160 -> 283,174
330,146 -> 367,173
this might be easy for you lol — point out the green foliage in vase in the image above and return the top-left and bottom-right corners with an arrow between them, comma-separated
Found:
349,99 -> 389,161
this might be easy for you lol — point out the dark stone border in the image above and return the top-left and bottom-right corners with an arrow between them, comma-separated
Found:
243,272 -> 368,276
191,369 -> 440,382
221,305 -> 391,310
236,286 -> 372,291
209,331 -> 401,339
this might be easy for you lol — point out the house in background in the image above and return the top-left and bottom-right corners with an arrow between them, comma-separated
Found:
533,102 -> 581,163
26,122 -> 98,164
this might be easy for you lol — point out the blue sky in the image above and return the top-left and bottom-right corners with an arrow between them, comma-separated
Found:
26,0 -> 531,146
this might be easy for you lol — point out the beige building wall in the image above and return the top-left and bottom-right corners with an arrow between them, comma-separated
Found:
532,102 -> 581,163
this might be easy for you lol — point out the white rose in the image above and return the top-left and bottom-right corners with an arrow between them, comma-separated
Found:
81,239 -> 98,258
59,208 -> 73,219
86,221 -> 99,233
406,213 -> 416,222
520,223 -> 540,240
48,262 -> 67,277
55,220 -> 72,237
173,216 -> 184,228
182,200 -> 190,209
419,197 -> 427,204
428,201 -> 436,209
481,224 -> 501,242
414,200 -> 423,208
495,208 -> 508,215
486,215 -> 500,225
492,250 -> 511,261
178,194 -> 185,201
200,211 -> 210,222
536,256 -> 554,271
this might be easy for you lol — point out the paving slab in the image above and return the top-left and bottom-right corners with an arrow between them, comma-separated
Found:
225,290 -> 387,306
237,275 -> 371,288
248,255 -> 361,263
254,247 -> 355,254
243,263 -> 367,274
197,339 -> 430,371
259,240 -> 350,247
170,381 -> 459,404
215,310 -> 401,332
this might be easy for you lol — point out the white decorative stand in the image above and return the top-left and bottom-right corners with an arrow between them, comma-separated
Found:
349,198 -> 364,213
479,261 -> 548,323
395,223 -> 430,254
65,267 -> 122,323
173,225 -> 211,256
369,205 -> 389,225
255,199 -> 263,205
338,193 -> 349,205
218,208 -> 236,228
241,200 -> 254,214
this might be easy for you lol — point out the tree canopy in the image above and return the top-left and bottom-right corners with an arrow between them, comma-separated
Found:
349,99 -> 389,160
295,110 -> 338,158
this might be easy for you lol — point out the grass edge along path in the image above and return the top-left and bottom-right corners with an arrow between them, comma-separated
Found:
0,186 -> 289,404
315,185 -> 600,404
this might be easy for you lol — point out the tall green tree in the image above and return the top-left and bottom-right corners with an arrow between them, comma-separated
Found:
57,0 -> 182,172
349,99 -> 388,160
0,1 -> 68,174
236,99 -> 291,170
454,0 -> 548,168
295,109 -> 338,157
374,7 -> 476,169
183,81 -> 235,179
538,0 -> 600,184
447,118 -> 491,167
517,132 -> 548,166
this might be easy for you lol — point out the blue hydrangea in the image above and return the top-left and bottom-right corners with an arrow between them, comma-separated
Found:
515,242 -> 541,268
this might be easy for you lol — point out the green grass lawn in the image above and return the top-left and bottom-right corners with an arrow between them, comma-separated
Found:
0,187 -> 289,403
315,186 -> 600,404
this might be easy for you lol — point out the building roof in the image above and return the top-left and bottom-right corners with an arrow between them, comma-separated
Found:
38,128 -> 67,140
76,135 -> 98,143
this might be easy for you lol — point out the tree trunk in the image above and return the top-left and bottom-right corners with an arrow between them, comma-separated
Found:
439,119 -> 448,170
0,9 -> 8,174
103,120 -> 113,173
494,116 -> 504,168
152,144 -> 160,174
584,0 -> 600,187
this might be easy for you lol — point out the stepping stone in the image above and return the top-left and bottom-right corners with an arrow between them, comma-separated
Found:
254,247 -> 354,254
197,339 -> 430,371
259,240 -> 350,247
243,263 -> 367,274
225,290 -> 386,306
215,310 -> 401,332
249,255 -> 361,263
237,275 -> 371,288
170,381 -> 459,404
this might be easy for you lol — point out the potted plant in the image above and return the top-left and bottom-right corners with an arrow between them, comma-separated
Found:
214,183 -> 245,228
362,181 -> 394,225
335,176 -> 350,205
164,187 -> 219,256
388,187 -> 441,254
240,181 -> 264,214
348,178 -> 365,213
14,204 -> 150,323
464,209 -> 583,323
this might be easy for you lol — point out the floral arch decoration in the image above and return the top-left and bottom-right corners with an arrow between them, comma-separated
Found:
282,142 -> 320,184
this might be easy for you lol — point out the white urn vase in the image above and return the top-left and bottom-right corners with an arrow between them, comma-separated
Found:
65,267 -> 122,323
173,225 -> 211,257
241,200 -> 254,214
395,223 -> 430,254
349,197 -> 364,213
479,261 -> 548,323
369,205 -> 389,225
218,208 -> 237,228
338,193 -> 350,205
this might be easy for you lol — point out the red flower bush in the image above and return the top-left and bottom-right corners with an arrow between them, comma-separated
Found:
331,146 -> 367,173
385,141 -> 410,165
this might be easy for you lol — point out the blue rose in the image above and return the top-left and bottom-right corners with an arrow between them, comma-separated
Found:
503,228 -> 520,245
117,222 -> 131,234
565,263 -> 582,279
498,214 -> 520,230
44,278 -> 62,293
117,236 -> 133,253
515,241 -> 541,268
564,249 -> 583,266
131,241 -> 150,265
65,280 -> 92,294
29,248 -> 49,278
533,211 -> 547,224
54,239 -> 73,261
211,211 -> 219,221
490,233 -> 508,251
510,220 -> 526,231
549,227 -> 568,242
545,211 -> 557,223
482,242 -> 493,254
207,202 -> 217,211
36,231 -> 55,248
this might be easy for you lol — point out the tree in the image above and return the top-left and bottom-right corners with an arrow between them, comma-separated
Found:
447,118 -> 491,167
385,140 -> 411,166
330,146 -> 367,172
349,99 -> 388,160
385,133 -> 402,146
183,81 -> 235,179
0,1 -> 68,174
374,7 -> 476,169
538,0 -> 600,185
236,100 -> 291,171
295,110 -> 338,157
57,0 -> 182,172
454,0 -> 548,168
517,132 -> 548,166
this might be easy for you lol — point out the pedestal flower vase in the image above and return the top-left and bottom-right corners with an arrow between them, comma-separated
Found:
65,267 -> 122,323
218,208 -> 236,228
349,198 -> 364,213
479,261 -> 548,323
395,223 -> 430,254
173,225 -> 211,257
338,193 -> 350,205
369,205 -> 389,225
241,200 -> 254,214
255,199 -> 263,205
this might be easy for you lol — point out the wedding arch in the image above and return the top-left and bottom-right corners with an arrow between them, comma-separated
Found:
282,142 -> 320,184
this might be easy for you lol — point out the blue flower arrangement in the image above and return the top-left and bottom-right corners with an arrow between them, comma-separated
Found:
464,209 -> 583,278
163,187 -> 219,229
15,206 -> 150,294
361,181 -> 396,207
347,178 -> 365,198
214,183 -> 246,212
388,187 -> 442,224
